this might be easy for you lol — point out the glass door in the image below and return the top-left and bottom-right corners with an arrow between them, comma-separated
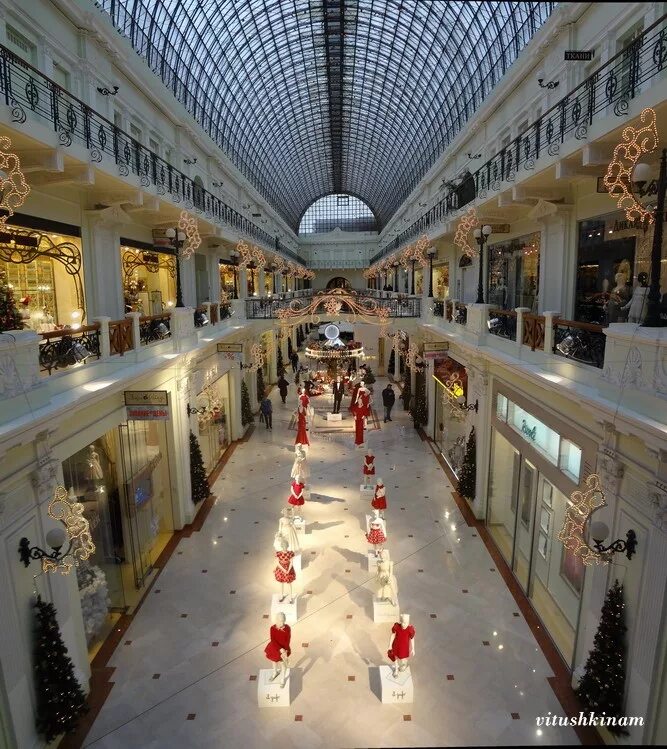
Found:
118,423 -> 149,589
513,458 -> 537,592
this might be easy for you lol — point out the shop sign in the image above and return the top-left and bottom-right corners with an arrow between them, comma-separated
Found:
488,224 -> 510,234
565,50 -> 594,61
124,390 -> 168,406
423,341 -> 449,359
126,405 -> 171,421
217,342 -> 243,363
521,419 -> 537,441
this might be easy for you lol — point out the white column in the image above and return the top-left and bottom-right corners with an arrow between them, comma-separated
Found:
269,334 -> 278,383
229,364 -> 244,440
209,255 -> 221,303
470,365 -> 489,520
538,210 -> 574,316
258,268 -> 266,297
425,359 -> 436,438
172,374 -> 195,526
81,213 -> 124,320
93,316 -> 111,359
238,267 -> 248,299
392,339 -> 401,379
180,255 -> 197,308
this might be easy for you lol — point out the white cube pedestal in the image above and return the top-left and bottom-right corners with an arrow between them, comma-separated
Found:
356,443 -> 366,450
373,598 -> 400,623
257,668 -> 292,707
291,552 -> 302,577
271,594 -> 299,624
360,485 -> 374,502
303,489 -> 311,501
366,514 -> 387,535
293,517 -> 306,535
326,412 -> 342,421
367,550 -> 379,571
379,665 -> 414,704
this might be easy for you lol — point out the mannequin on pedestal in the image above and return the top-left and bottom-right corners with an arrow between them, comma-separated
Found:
332,376 -> 344,414
288,476 -> 305,509
375,549 -> 397,606
264,611 -> 291,688
351,381 -> 371,447
274,534 -> 296,603
291,444 -> 309,484
295,391 -> 310,448
278,508 -> 300,553
366,509 -> 387,556
387,613 -> 415,677
362,450 -> 375,483
371,478 -> 387,517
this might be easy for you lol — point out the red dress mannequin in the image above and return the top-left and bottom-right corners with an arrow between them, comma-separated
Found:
363,452 -> 375,479
387,621 -> 416,662
288,480 -> 305,507
371,480 -> 387,511
274,550 -> 296,583
295,402 -> 309,447
264,623 -> 291,662
366,513 -> 387,549
351,384 -> 371,446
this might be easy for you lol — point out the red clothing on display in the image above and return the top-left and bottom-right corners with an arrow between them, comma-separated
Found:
264,624 -> 292,662
295,409 -> 309,446
349,383 -> 361,411
363,455 -> 375,476
356,389 -> 371,416
388,622 -> 415,661
366,523 -> 386,545
372,484 -> 387,510
288,480 -> 305,507
354,412 -> 365,446
274,550 -> 296,583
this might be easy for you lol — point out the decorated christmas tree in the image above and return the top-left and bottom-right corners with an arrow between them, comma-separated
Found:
388,348 -> 395,376
287,336 -> 294,359
410,370 -> 427,428
401,367 -> 412,411
457,427 -> 476,500
362,364 -> 376,385
277,345 -> 284,375
0,267 -> 22,333
576,580 -> 629,736
256,366 -> 265,402
189,431 -> 209,504
33,597 -> 87,742
241,379 -> 254,426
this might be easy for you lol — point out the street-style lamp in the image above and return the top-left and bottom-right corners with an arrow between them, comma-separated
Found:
410,258 -> 416,295
229,249 -> 240,299
473,225 -> 492,304
634,150 -> 666,327
392,260 -> 399,291
165,226 -> 186,307
427,246 -> 436,298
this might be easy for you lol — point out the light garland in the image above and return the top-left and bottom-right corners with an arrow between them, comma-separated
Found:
178,210 -> 201,258
305,342 -> 364,360
454,206 -> 479,258
276,287 -> 391,329
44,486 -> 95,574
558,473 -> 613,566
0,135 -> 30,225
603,107 -> 658,226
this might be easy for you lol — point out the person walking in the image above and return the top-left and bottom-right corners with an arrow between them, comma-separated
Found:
277,374 -> 289,404
291,351 -> 299,373
260,394 -> 273,429
382,383 -> 396,423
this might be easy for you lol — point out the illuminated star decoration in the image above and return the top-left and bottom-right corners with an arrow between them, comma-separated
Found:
558,473 -> 612,566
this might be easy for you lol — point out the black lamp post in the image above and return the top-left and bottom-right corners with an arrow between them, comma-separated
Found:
473,225 -> 492,304
165,226 -> 186,307
636,149 -> 666,327
410,258 -> 416,295
393,261 -> 399,290
427,246 -> 436,297
229,249 -> 239,299
248,262 -> 256,296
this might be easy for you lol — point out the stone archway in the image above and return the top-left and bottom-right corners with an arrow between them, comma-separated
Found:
326,276 -> 351,290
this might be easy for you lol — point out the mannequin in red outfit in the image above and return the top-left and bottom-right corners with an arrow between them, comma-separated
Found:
264,611 -> 291,687
371,478 -> 387,517
387,613 -> 415,677
288,476 -> 305,509
362,450 -> 375,484
351,381 -> 371,447
294,394 -> 310,448
274,533 -> 296,603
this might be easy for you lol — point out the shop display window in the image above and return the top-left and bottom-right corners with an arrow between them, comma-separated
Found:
219,262 -> 236,298
434,263 -> 449,300
558,439 -> 582,483
486,231 -> 540,311
496,393 -> 508,421
195,374 -> 231,474
121,244 -> 177,314
1,224 -> 86,329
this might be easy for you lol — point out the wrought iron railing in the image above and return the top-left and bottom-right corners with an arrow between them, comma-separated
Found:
245,294 -> 422,319
0,45 -> 304,265
138,313 -> 171,345
39,325 -> 101,374
433,300 -> 444,317
552,319 -> 606,369
487,309 -> 517,341
372,12 -> 667,263
454,303 -> 467,325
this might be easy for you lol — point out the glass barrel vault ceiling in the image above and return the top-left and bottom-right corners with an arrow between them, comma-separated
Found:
96,1 -> 556,231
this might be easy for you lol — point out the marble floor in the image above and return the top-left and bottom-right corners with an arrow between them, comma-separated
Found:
83,378 -> 579,748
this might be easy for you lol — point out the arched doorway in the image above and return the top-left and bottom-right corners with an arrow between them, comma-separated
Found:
326,276 -> 351,290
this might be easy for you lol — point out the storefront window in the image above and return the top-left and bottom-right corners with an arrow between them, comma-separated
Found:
433,356 -> 469,477
434,262 -> 449,300
63,435 -> 125,657
121,244 -> 176,314
487,429 -> 521,565
219,261 -> 236,298
487,231 -> 540,311
1,223 -> 85,329
195,375 -> 231,474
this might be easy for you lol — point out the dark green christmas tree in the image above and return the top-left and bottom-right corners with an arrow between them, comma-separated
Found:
189,431 -> 209,504
576,580 -> 629,736
401,367 -> 412,412
362,365 -> 376,385
34,597 -> 87,742
410,370 -> 427,428
277,344 -> 284,375
287,336 -> 294,359
457,427 -> 476,500
256,366 -> 265,403
0,267 -> 22,333
388,348 -> 395,375
241,379 -> 254,426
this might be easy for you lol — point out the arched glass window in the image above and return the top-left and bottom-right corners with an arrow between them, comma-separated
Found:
299,194 -> 377,235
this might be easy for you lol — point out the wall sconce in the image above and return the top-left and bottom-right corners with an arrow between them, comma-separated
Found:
18,486 -> 95,574
184,157 -> 197,165
467,152 -> 481,159
212,181 -> 223,187
97,85 -> 119,96
537,78 -> 559,89
187,403 -> 208,416
589,521 -> 638,560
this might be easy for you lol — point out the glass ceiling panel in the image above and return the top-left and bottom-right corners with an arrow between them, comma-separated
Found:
96,0 -> 555,230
